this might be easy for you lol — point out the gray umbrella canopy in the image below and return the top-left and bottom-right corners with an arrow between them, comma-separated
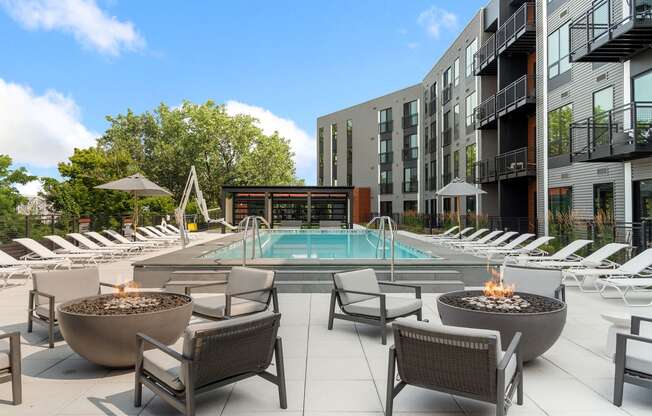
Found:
95,174 -> 172,227
436,177 -> 487,197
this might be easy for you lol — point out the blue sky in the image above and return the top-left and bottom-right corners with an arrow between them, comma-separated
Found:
0,0 -> 486,193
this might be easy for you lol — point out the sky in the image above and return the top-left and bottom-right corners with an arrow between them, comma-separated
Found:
0,0 -> 486,195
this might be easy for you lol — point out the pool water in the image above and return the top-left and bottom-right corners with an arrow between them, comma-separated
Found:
199,231 -> 432,260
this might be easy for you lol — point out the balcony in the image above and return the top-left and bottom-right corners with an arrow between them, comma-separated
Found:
402,114 -> 418,129
496,147 -> 536,179
496,2 -> 536,55
428,177 -> 437,191
442,173 -> 452,186
496,75 -> 535,118
428,98 -> 437,116
473,159 -> 497,183
570,0 -> 652,62
379,152 -> 393,165
402,181 -> 418,193
571,102 -> 652,162
474,96 -> 497,129
428,139 -> 437,154
474,33 -> 497,76
402,147 -> 418,161
442,128 -> 452,147
380,183 -> 394,194
379,120 -> 393,134
441,84 -> 453,106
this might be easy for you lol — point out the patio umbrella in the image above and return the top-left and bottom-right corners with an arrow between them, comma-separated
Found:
436,177 -> 487,232
95,173 -> 172,227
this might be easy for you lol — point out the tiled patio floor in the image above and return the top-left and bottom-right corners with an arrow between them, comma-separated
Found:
1,235 -> 652,415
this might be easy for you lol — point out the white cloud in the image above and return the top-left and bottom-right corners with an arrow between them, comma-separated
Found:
0,0 -> 145,56
0,78 -> 97,167
407,42 -> 419,49
417,6 -> 458,39
225,101 -> 315,180
15,179 -> 42,196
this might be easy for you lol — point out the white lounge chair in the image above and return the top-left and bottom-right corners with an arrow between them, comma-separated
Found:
504,239 -> 593,265
432,225 -> 459,238
485,236 -> 555,259
538,243 -> 629,269
0,249 -> 63,271
67,233 -> 128,257
102,229 -> 158,250
146,226 -> 176,239
13,238 -> 99,266
470,233 -> 536,257
44,235 -> 114,261
461,231 -> 520,252
155,225 -> 177,236
163,223 -> 181,233
139,227 -> 177,241
84,231 -> 143,254
446,230 -> 505,249
435,228 -> 488,244
134,231 -> 172,246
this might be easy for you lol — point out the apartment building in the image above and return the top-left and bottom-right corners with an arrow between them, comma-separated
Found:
316,0 -> 652,233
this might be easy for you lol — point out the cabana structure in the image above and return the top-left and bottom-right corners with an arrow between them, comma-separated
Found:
221,186 -> 357,228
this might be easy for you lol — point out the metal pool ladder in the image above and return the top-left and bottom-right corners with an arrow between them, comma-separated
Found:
366,216 -> 396,281
239,216 -> 270,266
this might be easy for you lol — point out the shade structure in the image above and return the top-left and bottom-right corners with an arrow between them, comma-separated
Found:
435,177 -> 487,232
95,174 -> 172,227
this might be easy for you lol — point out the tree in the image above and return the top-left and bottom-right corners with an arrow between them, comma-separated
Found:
0,155 -> 36,242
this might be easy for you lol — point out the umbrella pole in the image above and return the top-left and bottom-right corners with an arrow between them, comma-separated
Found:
133,193 -> 139,229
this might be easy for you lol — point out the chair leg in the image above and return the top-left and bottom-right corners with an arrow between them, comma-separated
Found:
327,290 -> 336,330
380,298 -> 387,345
416,308 -> 422,321
274,337 -> 288,409
614,337 -> 626,406
27,292 -> 34,333
10,334 -> 21,406
385,347 -> 396,416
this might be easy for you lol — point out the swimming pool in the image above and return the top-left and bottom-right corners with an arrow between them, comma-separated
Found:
198,230 -> 433,260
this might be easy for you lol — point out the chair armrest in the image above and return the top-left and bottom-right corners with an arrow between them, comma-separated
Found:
336,288 -> 384,298
136,333 -> 188,363
632,315 -> 652,335
229,287 -> 273,298
29,289 -> 55,301
498,332 -> 522,371
378,282 -> 422,299
165,280 -> 227,289
0,332 -> 19,342
100,281 -> 130,290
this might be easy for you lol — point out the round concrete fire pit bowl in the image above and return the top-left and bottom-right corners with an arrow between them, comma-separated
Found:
437,290 -> 566,362
58,292 -> 192,368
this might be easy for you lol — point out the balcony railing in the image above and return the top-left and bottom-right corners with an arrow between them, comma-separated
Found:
442,173 -> 452,186
474,96 -> 497,130
441,84 -> 453,105
496,147 -> 536,179
473,159 -> 497,183
496,75 -> 535,117
496,2 -> 536,54
453,124 -> 460,141
570,0 -> 652,62
379,120 -> 393,134
429,98 -> 437,116
402,114 -> 419,129
570,102 -> 652,162
402,181 -> 418,193
428,177 -> 437,191
428,139 -> 437,154
379,152 -> 393,165
402,147 -> 419,161
474,33 -> 497,76
380,183 -> 394,194
442,128 -> 452,147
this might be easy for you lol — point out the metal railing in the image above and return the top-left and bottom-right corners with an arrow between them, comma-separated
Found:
474,33 -> 496,74
570,101 -> 652,158
429,98 -> 437,116
379,152 -> 393,164
442,173 -> 452,186
473,159 -> 496,183
496,147 -> 536,177
475,95 -> 496,126
442,128 -> 452,147
441,84 -> 453,105
379,120 -> 393,134
239,215 -> 270,265
402,181 -> 418,193
402,114 -> 418,129
496,75 -> 535,115
402,147 -> 418,161
496,2 -> 535,52
365,216 -> 396,281
379,183 -> 393,194
428,138 -> 437,153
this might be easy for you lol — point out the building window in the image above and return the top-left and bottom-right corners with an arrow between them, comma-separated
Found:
430,121 -> 436,148
593,86 -> 613,146
466,196 -> 476,214
380,201 -> 393,216
380,139 -> 392,164
593,183 -> 614,219
403,167 -> 418,193
430,160 -> 436,189
465,144 -> 476,180
634,70 -> 652,101
465,92 -> 477,127
403,100 -> 418,128
548,22 -> 570,80
466,38 -> 477,77
443,66 -> 452,86
549,187 -> 572,215
318,127 -> 324,185
443,198 -> 451,213
453,104 -> 460,129
331,123 -> 338,184
403,200 -> 418,213
454,58 -> 460,86
346,119 -> 353,186
453,150 -> 460,178
380,170 -> 392,194
379,108 -> 392,133
548,104 -> 572,157
403,133 -> 418,160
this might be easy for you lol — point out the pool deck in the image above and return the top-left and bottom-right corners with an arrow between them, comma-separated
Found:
133,230 -> 498,292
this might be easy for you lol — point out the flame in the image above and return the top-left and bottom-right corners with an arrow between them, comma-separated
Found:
483,280 -> 515,298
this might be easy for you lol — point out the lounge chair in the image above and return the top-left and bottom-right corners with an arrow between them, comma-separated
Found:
276,220 -> 302,230
435,227 -> 488,243
103,229 -> 159,250
84,231 -> 143,254
134,312 -> 286,415
0,265 -> 31,288
461,231 -> 521,252
446,230 -> 505,249
387,319 -> 523,416
484,236 -> 555,259
431,225 -> 459,238
0,332 -> 21,405
329,268 -> 422,345
44,235 -> 115,260
501,264 -> 565,301
139,227 -> 178,241
134,231 -> 173,246
146,226 -> 177,239
0,248 -> 61,271
67,233 -> 129,256
504,239 -> 593,264
163,223 -> 181,234
214,218 -> 238,231
613,315 -> 652,406
155,225 -> 177,236
470,233 -> 536,257
535,242 -> 629,271
28,268 -> 130,348
166,267 -> 279,320
13,238 -> 100,267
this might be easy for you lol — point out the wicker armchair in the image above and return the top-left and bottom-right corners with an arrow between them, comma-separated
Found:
501,264 -> 566,301
0,332 -> 21,405
167,267 -> 278,320
387,319 -> 523,416
329,269 -> 422,344
614,315 -> 652,406
134,311 -> 286,416
27,268 -> 129,348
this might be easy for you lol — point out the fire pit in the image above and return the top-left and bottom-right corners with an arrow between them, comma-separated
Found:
58,292 -> 192,368
437,284 -> 566,362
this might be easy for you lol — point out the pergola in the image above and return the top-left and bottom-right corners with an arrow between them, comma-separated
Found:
221,186 -> 355,228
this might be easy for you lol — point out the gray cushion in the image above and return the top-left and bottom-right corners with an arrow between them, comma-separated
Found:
333,269 -> 381,305
0,340 -> 9,370
36,303 -> 61,320
227,267 -> 274,303
625,339 -> 652,375
342,297 -> 422,318
191,293 -> 267,319
143,338 -> 184,391
33,268 -> 100,306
